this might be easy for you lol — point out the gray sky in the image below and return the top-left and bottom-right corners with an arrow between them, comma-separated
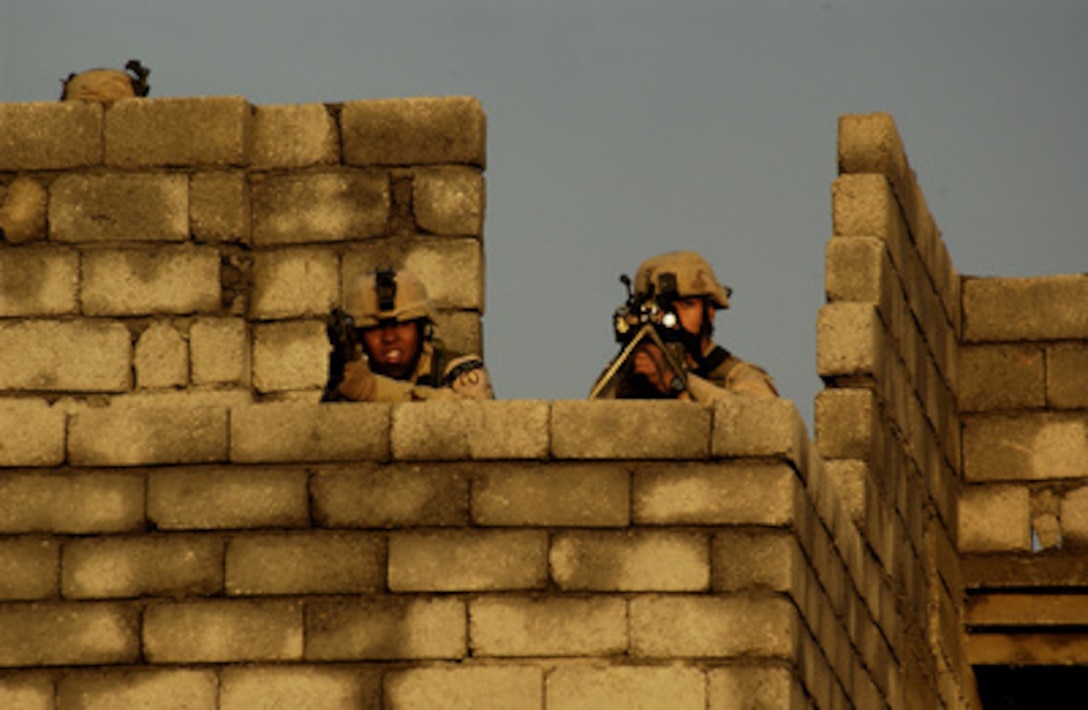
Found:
3,1 -> 1086,425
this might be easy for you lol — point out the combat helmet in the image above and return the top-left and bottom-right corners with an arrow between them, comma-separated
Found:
345,268 -> 437,328
61,59 -> 150,101
634,250 -> 731,309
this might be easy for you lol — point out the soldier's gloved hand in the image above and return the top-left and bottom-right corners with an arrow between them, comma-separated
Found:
631,343 -> 678,396
337,347 -> 376,401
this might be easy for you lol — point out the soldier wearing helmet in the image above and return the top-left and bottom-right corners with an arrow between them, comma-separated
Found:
323,268 -> 493,402
590,250 -> 778,401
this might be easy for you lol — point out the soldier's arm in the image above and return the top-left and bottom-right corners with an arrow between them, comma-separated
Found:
683,363 -> 778,402
411,355 -> 494,401
337,356 -> 416,402
726,362 -> 779,398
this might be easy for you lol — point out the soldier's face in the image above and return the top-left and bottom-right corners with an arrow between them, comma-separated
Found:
361,321 -> 422,379
674,297 -> 710,336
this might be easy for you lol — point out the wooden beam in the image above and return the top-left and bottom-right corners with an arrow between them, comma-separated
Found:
968,632 -> 1088,666
968,593 -> 1088,626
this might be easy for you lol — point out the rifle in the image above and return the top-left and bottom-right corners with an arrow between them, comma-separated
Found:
321,307 -> 358,401
589,274 -> 692,400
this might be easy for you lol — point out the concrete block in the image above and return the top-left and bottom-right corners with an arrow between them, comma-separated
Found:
631,594 -> 795,658
391,400 -> 548,460
712,396 -> 808,466
134,321 -> 188,389
831,174 -> 899,240
963,412 -> 1088,481
547,667 -> 704,710
252,103 -> 339,168
105,96 -> 252,167
1048,343 -> 1088,409
958,343 -> 1045,412
0,246 -> 78,316
824,236 -> 886,304
79,389 -> 254,412
191,317 -> 250,386
837,113 -> 909,181
306,597 -> 465,660
712,530 -> 803,592
413,166 -> 485,235
226,532 -> 384,595
312,463 -> 469,528
470,595 -> 626,657
251,319 -> 328,392
231,401 -> 389,462
143,599 -> 303,663
148,467 -> 309,530
958,484 -> 1031,553
69,404 -> 228,466
82,245 -> 221,316
0,319 -> 131,392
220,666 -> 379,710
433,309 -> 483,355
0,471 -> 144,534
342,96 -> 487,167
386,666 -> 540,710
343,236 -> 483,310
58,670 -> 218,710
191,171 -> 250,243
634,462 -> 798,526
551,400 -> 711,460
1059,486 -> 1088,548
963,274 -> 1088,342
62,535 -> 223,599
550,530 -> 709,591
817,303 -> 883,378
0,538 -> 58,600
472,463 -> 629,526
0,176 -> 49,243
251,171 -> 389,245
814,389 -> 874,460
49,173 -> 188,242
0,399 -> 66,466
389,530 -> 548,591
250,247 -> 340,319
0,101 -> 102,170
708,665 -> 804,710
0,674 -> 53,710
825,459 -> 868,525
0,602 -> 138,666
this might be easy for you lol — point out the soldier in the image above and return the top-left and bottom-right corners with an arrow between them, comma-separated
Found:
323,268 -> 493,402
590,250 -> 778,401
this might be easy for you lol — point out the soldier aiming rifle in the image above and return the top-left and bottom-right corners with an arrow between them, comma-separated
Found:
589,251 -> 778,401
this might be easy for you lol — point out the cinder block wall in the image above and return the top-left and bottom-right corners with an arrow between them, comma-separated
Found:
958,268 -> 1088,664
819,113 -> 976,709
0,395 -> 895,710
0,95 -> 486,410
0,97 -> 988,708
959,273 -> 1088,551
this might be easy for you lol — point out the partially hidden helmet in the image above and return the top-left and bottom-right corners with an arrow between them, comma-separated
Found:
633,250 -> 731,309
61,60 -> 150,101
345,268 -> 437,328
